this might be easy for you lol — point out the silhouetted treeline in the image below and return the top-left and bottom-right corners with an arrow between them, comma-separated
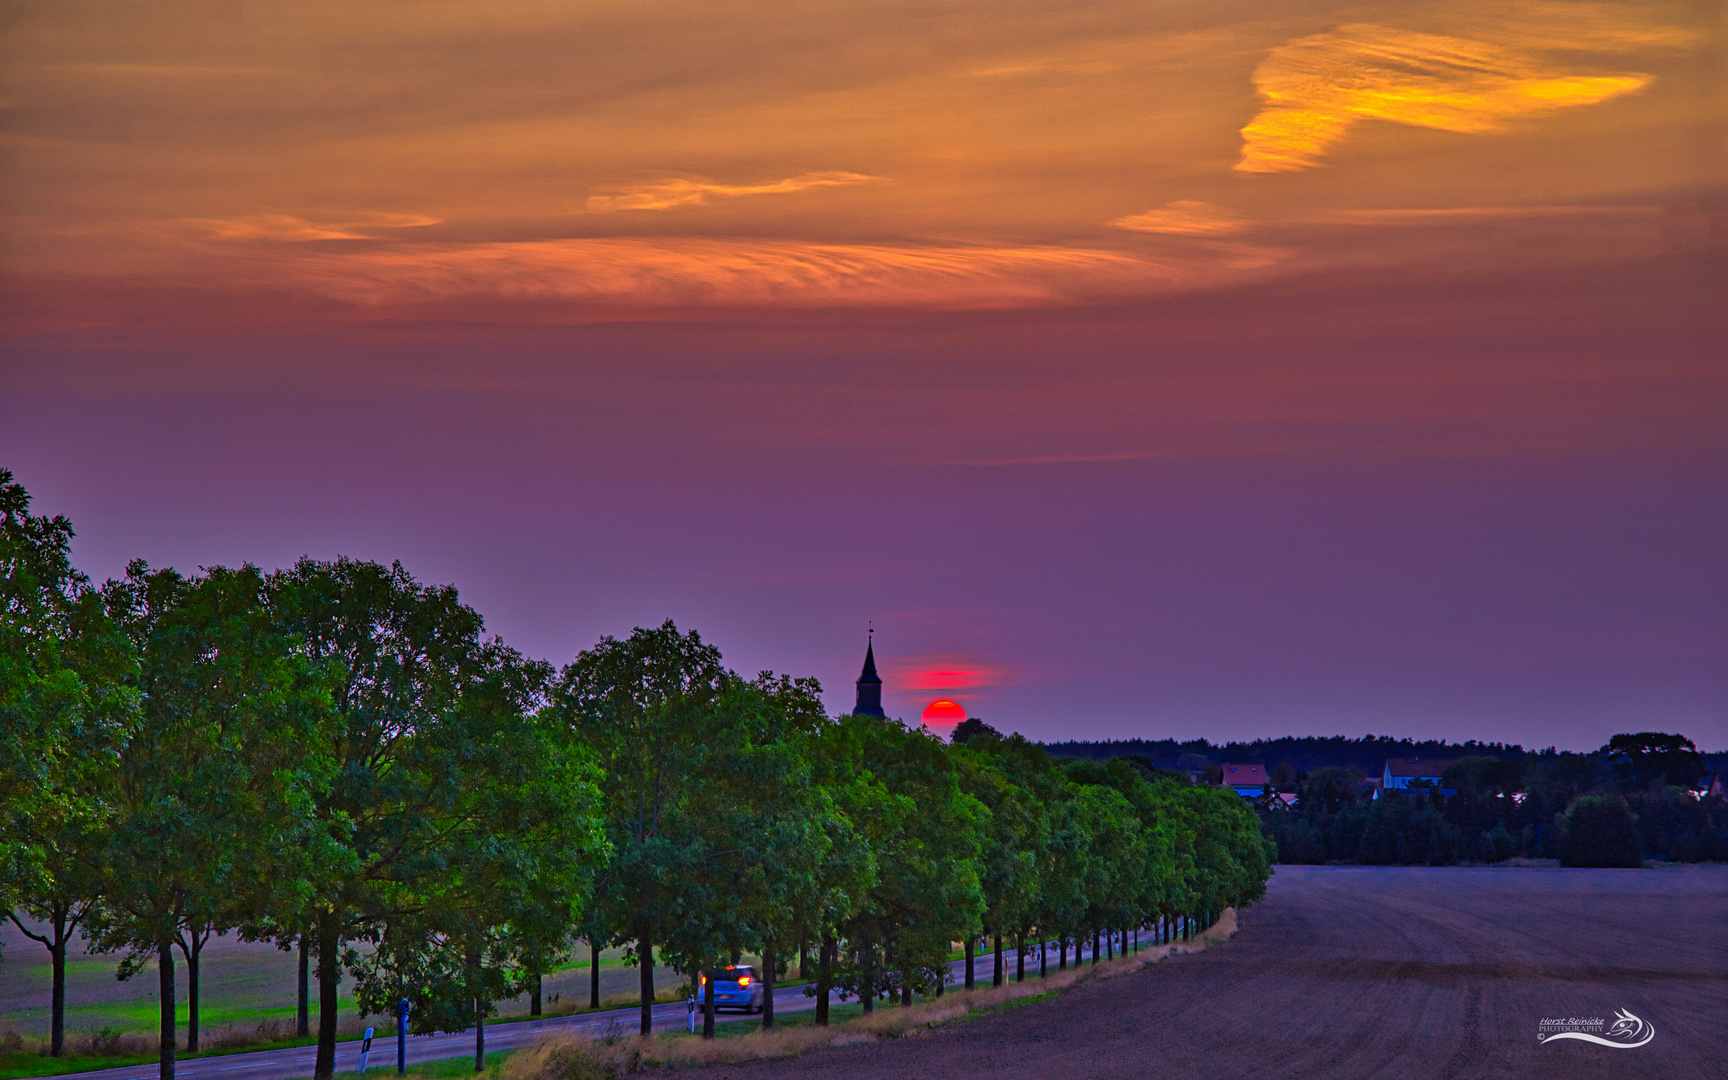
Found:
1046,735 -> 1527,775
1046,735 -> 1727,779
1256,738 -> 1724,868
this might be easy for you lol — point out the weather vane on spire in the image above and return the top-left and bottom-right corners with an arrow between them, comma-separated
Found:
853,625 -> 884,717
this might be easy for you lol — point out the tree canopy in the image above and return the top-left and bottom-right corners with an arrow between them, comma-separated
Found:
3,473 -> 1279,1077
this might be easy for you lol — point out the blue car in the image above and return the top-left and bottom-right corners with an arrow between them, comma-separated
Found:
698,965 -> 765,1013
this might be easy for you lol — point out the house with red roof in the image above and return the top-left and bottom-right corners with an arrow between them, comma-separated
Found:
1218,762 -> 1271,797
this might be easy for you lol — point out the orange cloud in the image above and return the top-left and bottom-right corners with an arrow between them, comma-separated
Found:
1111,200 -> 1248,236
186,212 -> 441,241
1236,23 -> 1655,174
1306,204 -> 1660,224
215,235 -> 1276,310
585,171 -> 881,212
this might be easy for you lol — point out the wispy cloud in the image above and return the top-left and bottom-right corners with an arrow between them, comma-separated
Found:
1306,204 -> 1660,224
1111,201 -> 1248,236
585,171 -> 881,212
44,63 -> 275,78
964,59 -> 1118,78
919,452 -> 1156,466
884,652 -> 1012,699
234,236 -> 1259,310
1236,22 -> 1659,174
185,212 -> 441,241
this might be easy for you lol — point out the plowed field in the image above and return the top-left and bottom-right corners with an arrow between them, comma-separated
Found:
712,865 -> 1728,1080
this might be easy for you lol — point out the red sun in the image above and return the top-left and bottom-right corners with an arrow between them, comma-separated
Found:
921,699 -> 967,725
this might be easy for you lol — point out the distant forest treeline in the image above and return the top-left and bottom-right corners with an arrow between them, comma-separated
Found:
1044,736 -> 1728,776
1044,732 -> 1726,868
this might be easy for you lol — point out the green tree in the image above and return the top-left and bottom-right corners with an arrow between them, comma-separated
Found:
1443,757 -> 1525,799
658,672 -> 842,1035
825,715 -> 984,1010
0,472 -> 137,1056
1299,767 -> 1364,815
93,563 -> 329,1080
1602,733 -> 1706,792
950,734 -> 1039,986
552,620 -> 729,1035
351,648 -> 606,1069
266,557 -> 505,1080
1558,794 -> 1641,868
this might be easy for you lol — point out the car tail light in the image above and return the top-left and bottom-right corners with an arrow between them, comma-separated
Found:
736,976 -> 751,986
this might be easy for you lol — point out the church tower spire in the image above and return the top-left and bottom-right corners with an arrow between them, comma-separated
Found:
853,630 -> 885,717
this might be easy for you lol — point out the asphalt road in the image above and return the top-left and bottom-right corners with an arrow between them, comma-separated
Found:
714,865 -> 1728,1080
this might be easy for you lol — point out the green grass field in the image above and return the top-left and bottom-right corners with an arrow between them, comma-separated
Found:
0,917 -> 694,1077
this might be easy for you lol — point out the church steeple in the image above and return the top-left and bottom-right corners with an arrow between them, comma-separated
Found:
853,631 -> 885,717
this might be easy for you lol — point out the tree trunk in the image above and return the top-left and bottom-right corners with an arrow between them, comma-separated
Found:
637,930 -> 654,1036
814,936 -> 833,1026
181,930 -> 204,1053
993,932 -> 1004,986
10,903 -> 80,1058
187,941 -> 199,1052
589,939 -> 601,1009
1092,929 -> 1100,965
50,921 -> 67,1057
1058,937 -> 1066,971
473,997 -> 484,1072
314,909 -> 340,1080
1016,931 -> 1025,982
297,935 -> 310,1037
701,968 -> 715,1039
1039,933 -> 1047,978
964,936 -> 974,990
761,940 -> 776,1030
900,970 -> 911,1007
157,936 -> 176,1080
529,973 -> 542,1016
860,943 -> 874,1015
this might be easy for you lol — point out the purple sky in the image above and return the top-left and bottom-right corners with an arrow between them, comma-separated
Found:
5,250 -> 1724,751
2,0 -> 1724,751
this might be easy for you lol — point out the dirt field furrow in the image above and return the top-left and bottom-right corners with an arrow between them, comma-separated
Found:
710,865 -> 1728,1080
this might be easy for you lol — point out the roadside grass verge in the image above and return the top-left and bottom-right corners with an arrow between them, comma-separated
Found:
0,991 -> 694,1080
507,910 -> 1238,1076
328,1049 -> 516,1080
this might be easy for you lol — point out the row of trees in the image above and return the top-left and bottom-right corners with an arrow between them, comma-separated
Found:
1258,740 -> 1724,867
0,471 -> 1275,1080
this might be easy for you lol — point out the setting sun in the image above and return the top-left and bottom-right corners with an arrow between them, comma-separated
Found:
921,699 -> 967,725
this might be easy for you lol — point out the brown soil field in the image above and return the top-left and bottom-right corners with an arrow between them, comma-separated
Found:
709,865 -> 1728,1080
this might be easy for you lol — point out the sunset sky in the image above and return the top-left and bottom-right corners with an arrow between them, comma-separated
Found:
2,0 -> 1723,749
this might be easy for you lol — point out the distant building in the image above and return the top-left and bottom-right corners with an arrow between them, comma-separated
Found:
853,634 -> 885,717
1701,769 -> 1723,800
1381,758 -> 1458,791
1218,762 -> 1270,797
